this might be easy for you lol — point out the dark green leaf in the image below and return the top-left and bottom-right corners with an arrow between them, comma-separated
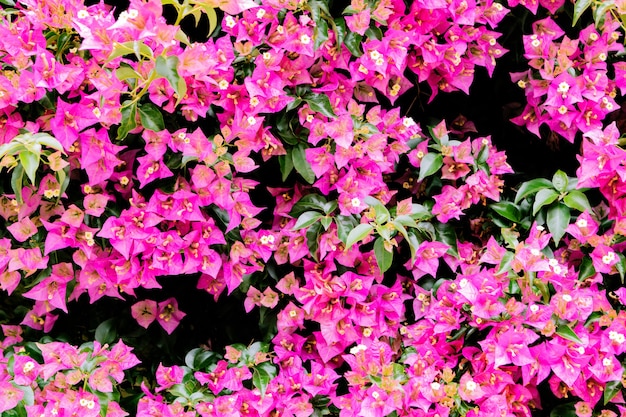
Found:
335,215 -> 359,243
303,93 -> 336,118
490,201 -> 521,223
314,18 -> 329,50
374,237 -> 393,273
95,318 -> 117,345
291,144 -> 316,184
332,18 -> 347,46
515,178 -> 553,203
552,170 -> 569,193
344,31 -> 363,57
0,0 -> 16,6
252,363 -> 276,398
562,190 -> 591,213
406,230 -> 421,261
19,151 -> 39,184
306,222 -> 323,260
593,1 -> 613,27
546,203 -> 570,245
364,26 -> 383,40
532,188 -> 559,215
573,0 -> 593,25
345,223 -> 374,249
117,101 -> 138,140
278,154 -> 294,182
550,404 -> 577,417
138,103 -> 165,132
578,256 -> 596,281
290,194 -> 328,217
616,253 -> 626,285
417,153 -> 443,182
604,380 -> 622,405
556,324 -> 583,344
155,55 -> 187,105
293,211 -> 324,230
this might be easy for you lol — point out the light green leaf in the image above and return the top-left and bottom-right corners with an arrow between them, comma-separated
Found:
394,215 -> 419,229
532,188 -> 559,215
546,203 -> 570,245
552,170 -> 569,193
374,237 -> 393,273
364,196 -> 390,224
345,223 -> 374,249
138,103 -> 165,131
115,65 -> 140,82
252,363 -> 276,398
11,164 -> 24,204
573,0 -> 593,25
562,190 -> 592,213
332,17 -> 347,46
293,211 -> 324,230
497,251 -> 515,274
417,153 -> 443,182
515,178 -> 553,203
291,144 -> 316,184
155,55 -> 187,105
314,18 -> 330,50
320,216 -> 332,230
30,133 -> 64,153
19,151 -> 39,184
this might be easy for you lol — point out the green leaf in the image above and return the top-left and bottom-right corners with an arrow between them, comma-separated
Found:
19,151 -> 39,184
290,194 -> 328,216
604,380 -> 622,405
252,363 -> 276,398
10,164 -> 24,205
313,17 -> 329,50
515,178 -> 553,203
490,201 -> 521,223
365,26 -> 383,40
593,1 -> 613,27
138,103 -> 165,132
335,215 -> 359,243
344,31 -> 363,57
306,222 -> 323,260
30,133 -> 64,153
108,40 -> 153,61
562,190 -> 591,213
406,230 -> 421,261
291,144 -> 316,184
393,215 -> 419,229
497,251 -> 515,274
532,188 -> 559,215
332,17 -> 347,46
578,256 -> 596,281
278,154 -> 294,182
345,223 -> 374,249
374,237 -> 393,273
552,170 -> 569,193
304,93 -> 336,118
550,404 -> 577,417
115,65 -> 140,82
117,101 -> 137,140
556,324 -> 583,344
417,153 -> 443,182
0,0 -> 16,6
573,0 -> 593,25
155,55 -> 187,105
14,383 -> 34,406
293,211 -> 324,230
95,318 -> 117,345
546,203 -> 570,245
320,216 -> 332,230
364,196 -> 390,224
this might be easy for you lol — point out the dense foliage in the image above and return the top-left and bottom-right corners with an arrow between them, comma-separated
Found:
0,0 -> 625,416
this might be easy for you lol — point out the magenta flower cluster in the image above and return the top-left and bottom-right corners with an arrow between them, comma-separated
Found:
0,0 -> 624,416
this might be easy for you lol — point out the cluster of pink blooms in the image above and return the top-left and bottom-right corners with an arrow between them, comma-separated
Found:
511,17 -> 623,142
0,326 -> 139,416
0,0 -> 624,415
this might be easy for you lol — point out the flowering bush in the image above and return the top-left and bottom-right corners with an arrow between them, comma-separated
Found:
0,0 -> 625,415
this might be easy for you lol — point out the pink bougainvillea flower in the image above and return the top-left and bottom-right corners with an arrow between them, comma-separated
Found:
7,216 -> 38,242
0,381 -> 23,413
131,299 -> 158,329
156,298 -> 186,334
156,364 -> 184,392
